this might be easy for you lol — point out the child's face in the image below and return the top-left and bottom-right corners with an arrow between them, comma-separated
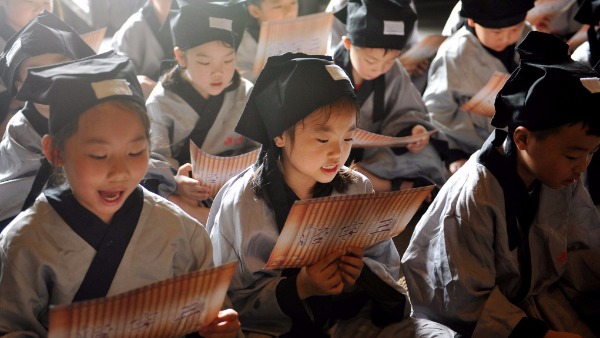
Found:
54,101 -> 150,224
343,38 -> 401,84
248,0 -> 298,23
468,19 -> 525,52
5,0 -> 52,32
175,41 -> 236,99
516,123 -> 600,189
275,107 -> 356,197
16,53 -> 72,119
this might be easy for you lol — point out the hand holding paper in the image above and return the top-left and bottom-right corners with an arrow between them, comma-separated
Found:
265,186 -> 434,269
48,262 -> 237,338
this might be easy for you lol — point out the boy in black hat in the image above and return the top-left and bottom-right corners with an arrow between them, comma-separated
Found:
147,0 -> 259,224
403,31 -> 600,337
236,0 -> 299,83
0,51 -> 241,338
333,0 -> 447,194
0,11 -> 95,229
424,0 -> 534,175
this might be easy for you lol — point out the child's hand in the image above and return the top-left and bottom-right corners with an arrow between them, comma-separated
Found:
399,56 -> 430,77
137,75 -> 157,99
544,330 -> 582,338
448,159 -> 467,175
406,125 -> 429,154
174,163 -> 211,202
297,250 -> 343,299
338,246 -> 364,293
197,309 -> 241,338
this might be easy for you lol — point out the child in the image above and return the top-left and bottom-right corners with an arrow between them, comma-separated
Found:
326,0 -> 430,94
402,31 -> 600,337
334,0 -> 447,193
0,10 -> 95,229
147,0 -> 259,224
111,0 -> 178,98
0,0 -> 53,132
0,51 -> 241,338
424,0 -> 534,175
236,0 -> 299,83
206,53 -> 448,338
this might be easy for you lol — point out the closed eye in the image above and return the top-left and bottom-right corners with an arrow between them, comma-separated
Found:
90,154 -> 107,160
130,148 -> 147,157
317,139 -> 328,143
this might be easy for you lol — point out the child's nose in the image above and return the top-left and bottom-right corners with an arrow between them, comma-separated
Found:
108,158 -> 130,180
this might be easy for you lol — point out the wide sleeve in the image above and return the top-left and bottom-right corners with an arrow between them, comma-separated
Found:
422,32 -> 496,157
208,171 -> 293,336
559,181 -> 600,323
402,163 -> 529,337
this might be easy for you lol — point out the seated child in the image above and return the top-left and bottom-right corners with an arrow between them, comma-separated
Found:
111,0 -> 178,98
147,0 -> 259,224
206,53 -> 447,337
402,31 -> 600,337
236,0 -> 299,83
334,0 -> 447,192
424,0 -> 534,174
0,11 -> 95,229
0,0 -> 54,134
0,51 -> 240,338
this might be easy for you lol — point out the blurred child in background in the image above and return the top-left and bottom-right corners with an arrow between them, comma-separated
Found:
147,0 -> 259,224
0,11 -> 95,229
236,0 -> 298,83
423,0 -> 534,175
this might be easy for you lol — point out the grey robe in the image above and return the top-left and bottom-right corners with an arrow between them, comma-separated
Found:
422,26 -> 528,156
111,8 -> 167,80
402,144 -> 600,337
0,112 -> 43,222
353,60 -> 447,187
0,187 -> 213,337
206,167 -> 409,336
146,77 -> 258,169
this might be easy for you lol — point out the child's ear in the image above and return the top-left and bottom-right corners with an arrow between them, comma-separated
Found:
174,47 -> 186,68
342,36 -> 352,51
41,135 -> 62,166
274,135 -> 286,148
247,4 -> 262,19
513,126 -> 531,150
466,18 -> 476,28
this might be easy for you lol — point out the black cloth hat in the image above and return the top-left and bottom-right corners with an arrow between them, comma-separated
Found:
235,53 -> 356,145
15,51 -> 145,134
345,0 -> 416,50
493,31 -> 600,130
0,11 -> 95,98
171,0 -> 248,51
460,0 -> 534,28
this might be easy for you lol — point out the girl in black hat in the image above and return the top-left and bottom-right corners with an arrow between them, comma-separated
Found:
207,53 -> 453,338
146,0 -> 259,224
0,52 -> 241,338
